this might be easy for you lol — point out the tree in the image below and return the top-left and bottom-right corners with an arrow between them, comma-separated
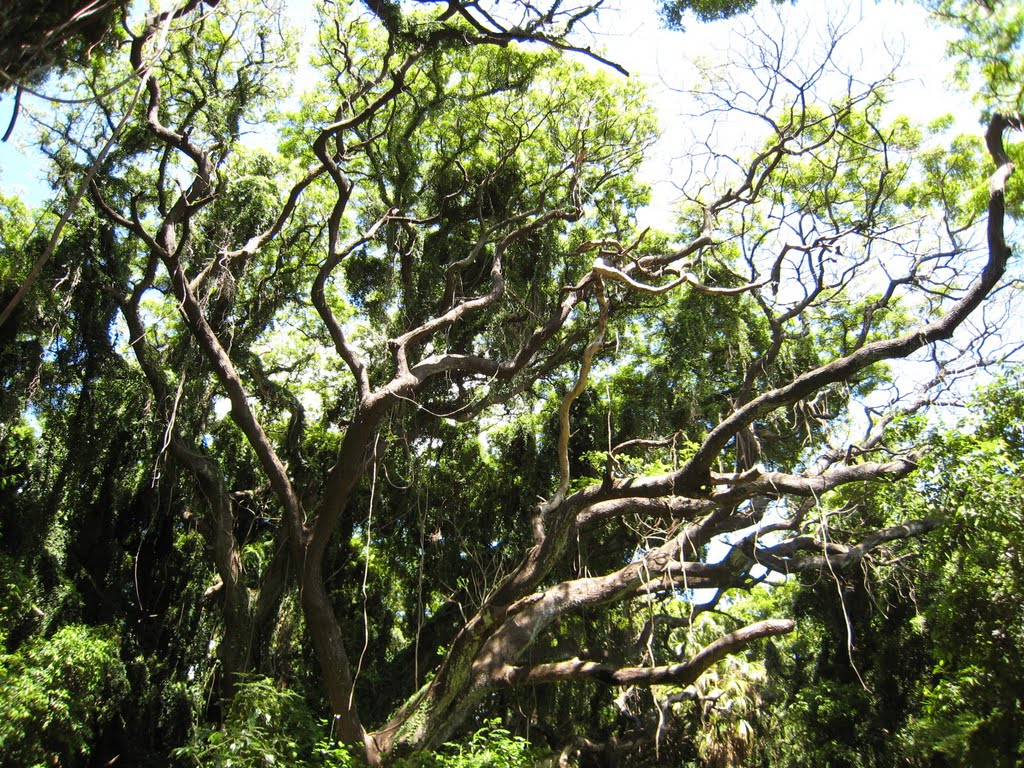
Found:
687,371 -> 1024,768
0,0 -> 127,94
0,0 -> 1019,764
901,373 -> 1024,765
928,0 -> 1024,117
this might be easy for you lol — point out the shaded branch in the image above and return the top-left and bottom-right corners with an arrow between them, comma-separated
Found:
748,517 -> 942,573
495,619 -> 795,687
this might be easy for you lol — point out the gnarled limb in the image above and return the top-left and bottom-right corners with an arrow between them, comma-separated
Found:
494,619 -> 795,687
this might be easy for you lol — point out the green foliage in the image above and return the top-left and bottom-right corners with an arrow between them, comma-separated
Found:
929,0 -> 1024,114
0,0 -> 126,90
675,612 -> 770,767
177,685 -> 539,768
149,2 -> 297,151
0,560 -> 32,648
711,370 -> 1024,767
0,625 -> 128,767
896,376 -> 1024,765
175,676 -> 322,768
393,720 -> 541,768
1,0 -> 1020,765
657,0 -> 793,29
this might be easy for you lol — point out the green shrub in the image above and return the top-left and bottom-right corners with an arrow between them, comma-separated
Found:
393,720 -> 541,768
177,679 -> 540,768
175,676 -> 323,767
0,624 -> 127,767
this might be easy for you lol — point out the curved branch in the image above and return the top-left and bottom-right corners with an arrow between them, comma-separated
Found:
748,517 -> 941,573
390,203 -> 583,372
0,9 -> 174,329
549,281 -> 609,512
311,209 -> 395,398
594,256 -> 765,296
708,457 -> 918,505
495,619 -> 795,687
576,496 -> 712,529
677,113 -> 1017,489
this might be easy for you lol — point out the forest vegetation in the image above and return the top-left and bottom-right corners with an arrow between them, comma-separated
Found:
1,0 -> 1023,765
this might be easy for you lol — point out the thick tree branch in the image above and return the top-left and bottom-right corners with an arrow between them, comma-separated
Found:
495,619 -> 795,687
747,517 -> 942,573
708,457 -> 918,506
678,113 -> 1015,488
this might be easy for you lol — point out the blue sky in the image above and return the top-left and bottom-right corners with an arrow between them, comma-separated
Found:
0,103 -> 48,207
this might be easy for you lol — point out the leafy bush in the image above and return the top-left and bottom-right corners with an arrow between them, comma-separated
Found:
393,720 -> 541,768
175,676 -> 322,767
178,688 -> 540,768
0,624 -> 127,767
